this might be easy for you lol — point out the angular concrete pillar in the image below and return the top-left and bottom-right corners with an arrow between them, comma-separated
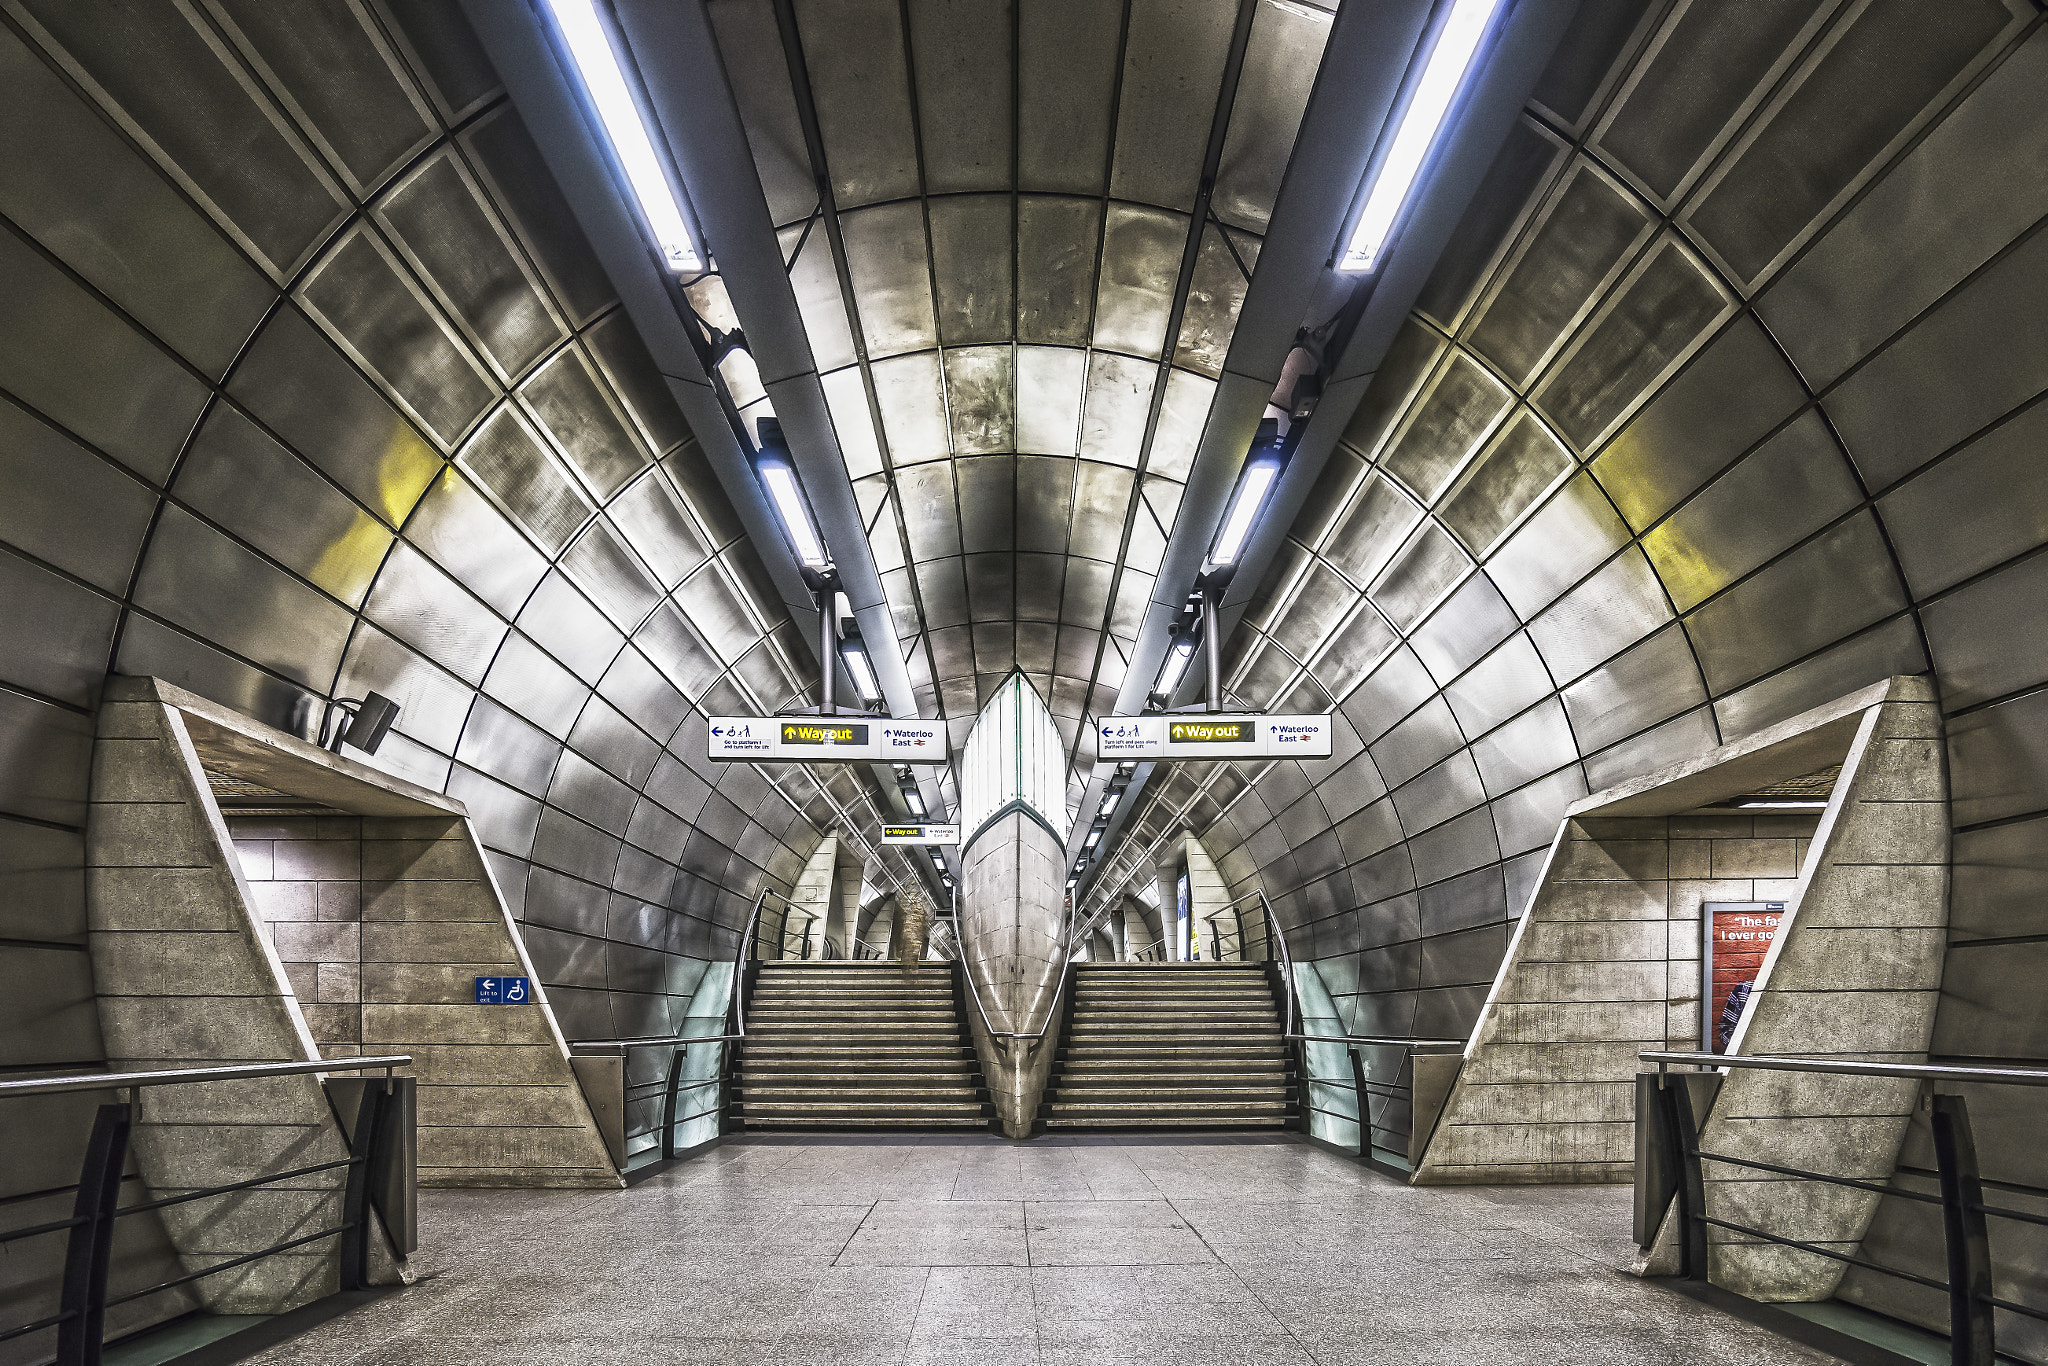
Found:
961,809 -> 1068,1137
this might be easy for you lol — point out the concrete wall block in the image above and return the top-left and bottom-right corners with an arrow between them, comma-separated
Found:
134,1122 -> 345,1188
416,1123 -> 611,1171
1572,818 -> 1669,840
1518,920 -> 1666,963
316,961 -> 361,1003
1846,737 -> 1945,800
1709,1241 -> 1855,1303
154,1187 -> 346,1252
1427,1118 -> 1632,1166
1747,988 -> 1941,1055
95,700 -> 171,740
1668,840 -> 1713,878
97,995 -> 309,1064
282,961 -> 320,1002
91,739 -> 190,802
1452,1081 -> 1635,1125
1532,879 -> 1669,922
1458,1041 -> 1644,1084
1791,864 -> 1947,926
361,1003 -> 557,1046
414,1083 -> 588,1128
1705,1175 -> 1880,1244
361,961 -> 526,1003
299,1003 -> 361,1045
361,839 -> 485,882
1717,1070 -> 1924,1119
88,929 -> 276,995
360,922 -> 518,964
181,1252 -> 336,1316
130,1074 -> 335,1126
1707,1113 -> 1914,1180
1710,839 -> 1801,879
1826,803 -> 1951,867
1500,960 -> 1666,1004
318,881 -> 362,922
88,866 -> 242,931
271,840 -> 360,882
1771,926 -> 1947,991
271,922 -> 361,963
1671,815 -> 1753,839
89,803 -> 214,870
250,881 -> 320,922
358,878 -> 499,923
403,1044 -> 576,1085
233,840 -> 276,880
1415,1159 -> 1633,1186
1553,837 -> 1668,882
1485,1000 -> 1665,1042
360,817 -> 463,841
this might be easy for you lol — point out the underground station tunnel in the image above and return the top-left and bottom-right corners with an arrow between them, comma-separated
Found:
4,0 -> 2048,1363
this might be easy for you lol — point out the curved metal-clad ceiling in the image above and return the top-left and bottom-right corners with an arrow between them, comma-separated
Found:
1085,0 -> 2048,1042
703,0 -> 1335,823
0,0 -> 929,1048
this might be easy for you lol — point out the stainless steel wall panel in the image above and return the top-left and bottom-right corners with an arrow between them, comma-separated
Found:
1470,697 -> 1577,796
1533,236 -> 1732,453
1681,512 -> 1906,695
1319,472 -> 1423,592
1559,621 -> 1704,755
1175,226 -> 1253,378
570,691 -> 662,784
1370,525 -> 1472,632
1209,0 -> 1326,234
1338,647 -> 1438,746
0,400 -> 153,594
1581,704 -> 1717,792
797,0 -> 920,208
1410,574 -> 1521,686
1406,807 -> 1503,888
0,226 -> 211,485
1490,766 -> 1588,856
1017,201 -> 1102,349
1106,0 -> 1237,214
623,799 -> 687,863
1381,355 -> 1513,502
1683,0 -> 2016,287
0,28 -> 273,378
0,945 -> 101,1068
841,202 -> 940,359
1950,815 -> 2048,942
178,404 -> 395,607
560,522 -> 661,633
1442,631 -> 1553,738
362,541 -> 509,684
642,754 -> 713,825
0,688 -> 92,827
1016,0 -> 1120,195
453,696 -> 560,798
1309,605 -> 1399,703
871,352 -> 951,464
298,226 -> 497,447
1368,696 -> 1467,791
1390,752 -> 1489,837
334,622 -> 474,752
549,751 -> 635,836
1525,543 -> 1671,684
1484,474 -> 1632,620
229,306 -> 444,524
1338,320 -> 1445,463
530,807 -> 622,886
481,631 -> 588,739
1640,411 -> 1858,613
443,762 -> 543,855
519,921 -> 607,989
1416,118 -> 1567,332
593,652 -> 684,747
906,0 -> 1012,194
1758,28 -> 2048,388
0,551 -> 116,709
458,106 -> 617,323
1594,0 -> 1830,205
1094,205 -> 1183,362
14,0 -> 350,276
929,197 -> 1015,347
1440,411 -> 1573,556
1420,922 -> 1509,990
1950,687 -> 2048,831
633,604 -> 723,703
1824,224 -> 2048,492
112,617 -> 318,741
133,505 -> 354,690
378,150 -> 565,381
1921,555 -> 2048,712
1466,162 -> 1650,387
1879,400 -> 2048,599
521,347 -> 651,500
606,471 -> 711,590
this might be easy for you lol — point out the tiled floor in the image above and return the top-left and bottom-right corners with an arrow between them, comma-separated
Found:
243,1135 -> 1841,1365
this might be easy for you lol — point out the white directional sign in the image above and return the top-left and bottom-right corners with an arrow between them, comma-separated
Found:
708,717 -> 949,763
1095,714 -> 1332,762
880,823 -> 961,846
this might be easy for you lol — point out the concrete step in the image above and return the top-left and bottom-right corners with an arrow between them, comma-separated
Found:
1044,1115 -> 1289,1128
736,1071 -> 975,1085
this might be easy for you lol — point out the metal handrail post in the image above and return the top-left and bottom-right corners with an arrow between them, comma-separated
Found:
1348,1046 -> 1372,1158
661,1046 -> 686,1160
55,1103 -> 129,1366
1932,1095 -> 1995,1366
1666,1076 -> 1708,1280
337,1081 -> 389,1292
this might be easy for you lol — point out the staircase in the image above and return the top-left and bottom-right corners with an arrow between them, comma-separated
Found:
732,962 -> 994,1130
1040,961 -> 1296,1129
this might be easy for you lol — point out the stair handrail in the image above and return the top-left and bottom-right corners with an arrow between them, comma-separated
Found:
730,888 -> 801,1040
1220,889 -> 1296,1040
953,939 -> 1073,1047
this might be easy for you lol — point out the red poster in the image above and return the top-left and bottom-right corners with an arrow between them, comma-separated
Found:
1710,905 -> 1784,1049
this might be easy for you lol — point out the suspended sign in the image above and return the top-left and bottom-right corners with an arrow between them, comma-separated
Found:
880,823 -> 960,846
1096,714 -> 1333,761
708,716 -> 948,763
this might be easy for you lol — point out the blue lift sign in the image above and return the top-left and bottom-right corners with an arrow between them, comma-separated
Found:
474,976 -> 530,1004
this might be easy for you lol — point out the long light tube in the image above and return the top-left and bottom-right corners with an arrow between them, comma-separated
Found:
839,638 -> 880,703
1339,0 -> 1503,273
1156,637 -> 1198,697
759,463 -> 830,569
905,788 -> 926,817
1099,791 -> 1119,818
1209,461 -> 1279,567
542,0 -> 701,274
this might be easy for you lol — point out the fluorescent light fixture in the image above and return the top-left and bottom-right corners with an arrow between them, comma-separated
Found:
1731,798 -> 1828,810
1156,637 -> 1198,697
1210,460 -> 1279,568
1099,791 -> 1119,818
905,789 -> 926,817
758,460 -> 830,569
542,0 -> 701,274
1084,829 -> 1101,850
1339,0 -> 1503,273
838,638 -> 881,703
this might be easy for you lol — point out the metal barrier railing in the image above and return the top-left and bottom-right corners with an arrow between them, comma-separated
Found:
0,1056 -> 411,1366
1641,1050 -> 2048,1366
821,935 -> 889,960
567,1034 -> 739,1162
1289,1035 -> 1464,1160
